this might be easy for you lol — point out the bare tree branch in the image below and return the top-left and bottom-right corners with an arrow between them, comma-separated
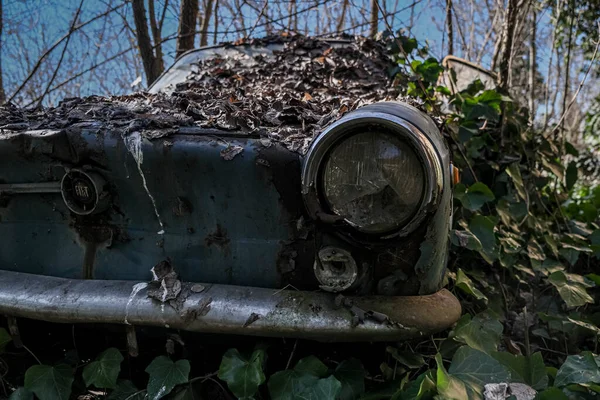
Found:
497,0 -> 519,90
177,0 -> 199,57
528,4 -> 536,125
200,0 -> 215,46
0,0 -> 5,104
336,0 -> 349,32
547,23 -> 599,138
35,0 -> 85,107
132,0 -> 163,85
148,0 -> 165,70
213,0 -> 219,44
370,0 -> 378,37
446,0 -> 453,54
248,0 -> 269,38
7,2 -> 127,103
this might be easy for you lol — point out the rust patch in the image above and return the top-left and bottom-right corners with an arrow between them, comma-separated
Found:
172,196 -> 192,217
205,224 -> 230,251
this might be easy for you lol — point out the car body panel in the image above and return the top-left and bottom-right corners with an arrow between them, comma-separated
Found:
0,126 -> 303,287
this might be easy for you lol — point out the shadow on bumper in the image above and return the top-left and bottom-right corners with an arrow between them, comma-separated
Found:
0,270 -> 461,342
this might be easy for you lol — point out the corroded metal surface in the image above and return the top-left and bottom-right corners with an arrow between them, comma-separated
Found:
0,270 -> 461,342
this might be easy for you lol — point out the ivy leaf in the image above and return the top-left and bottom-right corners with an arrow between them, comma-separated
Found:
0,327 -> 11,353
452,314 -> 503,354
386,347 -> 426,369
269,355 -> 333,400
82,347 -> 123,389
548,271 -> 594,307
435,347 -> 510,399
24,364 -> 73,400
395,371 -> 435,400
454,182 -> 495,211
566,161 -> 578,191
145,356 -> 190,400
554,352 -> 600,387
8,388 -> 33,400
219,349 -> 265,399
294,375 -> 342,400
294,355 -> 328,378
491,352 -> 548,390
527,239 -> 546,261
541,156 -> 565,181
334,359 -> 365,400
269,370 -> 319,400
506,163 -> 529,206
455,269 -> 488,302
469,215 -> 498,264
452,229 -> 482,251
106,380 -> 144,400
536,387 -> 569,400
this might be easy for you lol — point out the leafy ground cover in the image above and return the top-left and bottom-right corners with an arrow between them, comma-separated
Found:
1,33 -> 600,400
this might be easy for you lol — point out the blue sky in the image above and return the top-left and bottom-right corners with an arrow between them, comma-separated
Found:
0,0 -> 565,108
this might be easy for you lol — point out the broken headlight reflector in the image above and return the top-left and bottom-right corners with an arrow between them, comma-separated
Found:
322,132 -> 425,233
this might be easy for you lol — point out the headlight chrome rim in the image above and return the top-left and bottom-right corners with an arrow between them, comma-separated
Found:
302,111 -> 444,240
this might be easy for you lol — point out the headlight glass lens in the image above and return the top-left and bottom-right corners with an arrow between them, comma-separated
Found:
323,131 -> 425,233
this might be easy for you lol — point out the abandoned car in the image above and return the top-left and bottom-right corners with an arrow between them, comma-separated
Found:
0,36 -> 461,342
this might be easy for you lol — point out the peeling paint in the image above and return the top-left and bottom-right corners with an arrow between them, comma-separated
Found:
124,131 -> 165,235
125,282 -> 148,325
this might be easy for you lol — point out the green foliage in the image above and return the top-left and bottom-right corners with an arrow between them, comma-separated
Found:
491,352 -> 548,390
0,327 -> 11,353
266,355 -> 354,400
24,364 -> 73,400
435,347 -> 510,399
7,388 -> 33,400
218,348 -> 266,399
554,352 -> 600,387
145,356 -> 190,400
451,314 -> 503,354
82,347 -> 123,389
548,270 -> 595,307
106,380 -> 144,400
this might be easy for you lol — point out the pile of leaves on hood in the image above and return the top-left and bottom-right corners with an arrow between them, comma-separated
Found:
0,35 -> 425,154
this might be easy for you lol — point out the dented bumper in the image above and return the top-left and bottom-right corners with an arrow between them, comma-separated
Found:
0,270 -> 461,342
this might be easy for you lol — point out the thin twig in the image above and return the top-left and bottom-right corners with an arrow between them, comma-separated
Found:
286,339 -> 299,370
7,2 -> 127,103
22,345 -> 42,365
36,0 -> 85,108
373,0 -> 432,106
247,0 -> 269,38
546,23 -> 600,139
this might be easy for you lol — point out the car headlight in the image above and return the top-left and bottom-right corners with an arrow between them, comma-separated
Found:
322,131 -> 425,233
302,102 -> 444,240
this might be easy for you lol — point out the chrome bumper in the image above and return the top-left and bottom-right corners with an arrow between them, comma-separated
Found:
0,270 -> 461,341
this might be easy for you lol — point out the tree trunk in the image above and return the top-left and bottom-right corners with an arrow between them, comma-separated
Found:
132,0 -> 163,85
370,0 -> 378,37
497,0 -> 519,90
147,0 -> 164,71
212,0 -> 219,44
446,0 -> 453,55
528,6 -> 536,125
199,0 -> 214,47
336,0 -> 349,32
176,0 -> 199,57
0,0 -> 5,104
560,0 -> 574,134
